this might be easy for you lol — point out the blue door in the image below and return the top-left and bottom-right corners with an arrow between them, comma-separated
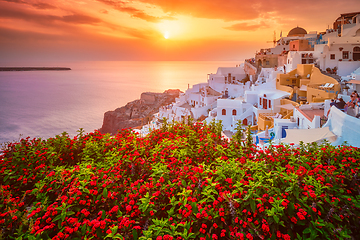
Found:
281,126 -> 288,138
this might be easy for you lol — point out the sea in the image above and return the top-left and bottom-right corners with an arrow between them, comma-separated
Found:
0,61 -> 242,144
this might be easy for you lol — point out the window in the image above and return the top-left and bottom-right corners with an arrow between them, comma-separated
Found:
225,77 -> 227,80
302,59 -> 307,64
292,79 -> 296,84
232,109 -> 237,115
330,54 -> 335,59
293,44 -> 295,48
269,100 -> 271,109
259,97 -> 262,105
308,59 -> 314,64
266,61 -> 269,65
222,109 -> 226,115
233,77 -> 235,80
343,51 -> 349,59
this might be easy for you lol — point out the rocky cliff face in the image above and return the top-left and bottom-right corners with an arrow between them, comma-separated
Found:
100,89 -> 182,135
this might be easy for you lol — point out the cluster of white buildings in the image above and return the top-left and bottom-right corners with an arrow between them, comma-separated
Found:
138,12 -> 360,148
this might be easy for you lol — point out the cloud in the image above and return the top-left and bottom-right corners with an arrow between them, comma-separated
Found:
224,21 -> 270,31
0,4 -> 159,40
138,0 -> 360,24
61,14 -> 102,25
137,0 -> 260,21
96,0 -> 174,22
0,26 -> 64,41
31,2 -> 57,10
0,5 -> 103,26
2,0 -> 57,9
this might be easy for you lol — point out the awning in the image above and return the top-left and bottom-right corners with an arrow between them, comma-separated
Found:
348,80 -> 360,85
299,85 -> 307,91
277,104 -> 295,110
282,127 -> 336,144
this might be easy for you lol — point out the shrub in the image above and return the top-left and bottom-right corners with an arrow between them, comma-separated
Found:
0,122 -> 359,239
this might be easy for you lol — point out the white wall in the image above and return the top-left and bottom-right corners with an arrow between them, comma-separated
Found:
293,108 -> 321,129
338,61 -> 360,76
323,107 -> 360,147
216,99 -> 253,130
273,119 -> 298,139
191,105 -> 209,120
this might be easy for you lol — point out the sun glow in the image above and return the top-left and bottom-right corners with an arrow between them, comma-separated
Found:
157,20 -> 185,40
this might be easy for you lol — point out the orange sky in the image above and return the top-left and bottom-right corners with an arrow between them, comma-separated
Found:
0,0 -> 360,62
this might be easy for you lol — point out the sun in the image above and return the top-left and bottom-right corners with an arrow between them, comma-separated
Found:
164,31 -> 170,39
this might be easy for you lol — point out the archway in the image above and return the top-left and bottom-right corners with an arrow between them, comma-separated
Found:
353,46 -> 360,61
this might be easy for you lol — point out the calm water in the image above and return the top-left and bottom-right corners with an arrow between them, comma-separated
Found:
0,61 -> 241,143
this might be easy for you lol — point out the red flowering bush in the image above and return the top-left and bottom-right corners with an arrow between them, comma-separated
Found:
0,121 -> 359,239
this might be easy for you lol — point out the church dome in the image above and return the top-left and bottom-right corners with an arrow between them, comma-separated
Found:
287,27 -> 307,37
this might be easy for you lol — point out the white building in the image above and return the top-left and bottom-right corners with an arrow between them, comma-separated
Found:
216,99 -> 254,131
207,67 -> 250,98
319,13 -> 360,76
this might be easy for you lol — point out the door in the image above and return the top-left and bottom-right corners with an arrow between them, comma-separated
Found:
353,47 -> 360,61
263,98 -> 267,109
242,118 -> 248,125
281,126 -> 288,138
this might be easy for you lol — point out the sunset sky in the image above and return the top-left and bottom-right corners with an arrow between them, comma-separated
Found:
1,0 -> 360,62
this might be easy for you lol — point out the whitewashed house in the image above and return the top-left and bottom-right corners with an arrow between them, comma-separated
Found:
319,13 -> 360,76
207,67 -> 250,98
216,99 -> 254,131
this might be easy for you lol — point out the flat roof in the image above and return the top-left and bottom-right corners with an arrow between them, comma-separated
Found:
348,80 -> 360,85
296,107 -> 324,121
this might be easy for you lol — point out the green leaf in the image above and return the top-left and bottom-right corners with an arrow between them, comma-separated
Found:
250,199 -> 256,213
52,215 -> 62,222
132,229 -> 138,240
243,193 -> 251,201
81,223 -> 87,235
103,188 -> 108,199
303,227 -> 311,234
273,215 -> 279,224
288,203 -> 294,216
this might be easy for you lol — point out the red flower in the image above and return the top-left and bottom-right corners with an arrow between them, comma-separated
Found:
246,233 -> 253,240
126,205 -> 132,212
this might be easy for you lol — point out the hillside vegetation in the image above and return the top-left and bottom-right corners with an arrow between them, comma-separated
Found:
1,121 -> 359,240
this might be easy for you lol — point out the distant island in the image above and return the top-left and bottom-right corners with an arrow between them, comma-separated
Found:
0,67 -> 71,71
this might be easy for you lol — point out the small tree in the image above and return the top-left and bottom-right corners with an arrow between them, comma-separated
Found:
232,120 -> 244,145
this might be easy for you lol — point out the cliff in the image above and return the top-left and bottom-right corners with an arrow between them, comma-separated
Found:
100,89 -> 182,135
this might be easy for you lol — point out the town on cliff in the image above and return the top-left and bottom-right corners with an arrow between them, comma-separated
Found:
101,12 -> 360,148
